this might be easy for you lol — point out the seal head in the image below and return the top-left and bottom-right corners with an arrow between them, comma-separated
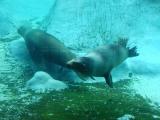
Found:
17,25 -> 32,37
67,57 -> 94,75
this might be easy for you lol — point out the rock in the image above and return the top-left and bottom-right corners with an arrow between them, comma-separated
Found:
153,115 -> 160,119
9,39 -> 32,62
26,71 -> 68,93
117,114 -> 135,120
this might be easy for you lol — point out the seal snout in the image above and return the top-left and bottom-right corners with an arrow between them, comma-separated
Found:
17,26 -> 25,36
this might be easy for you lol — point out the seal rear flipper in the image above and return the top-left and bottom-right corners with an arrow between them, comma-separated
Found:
104,72 -> 113,88
117,38 -> 128,47
128,46 -> 139,57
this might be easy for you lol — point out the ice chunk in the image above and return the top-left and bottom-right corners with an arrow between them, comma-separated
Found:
26,71 -> 68,93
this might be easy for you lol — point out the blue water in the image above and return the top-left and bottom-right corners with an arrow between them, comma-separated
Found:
0,0 -> 160,119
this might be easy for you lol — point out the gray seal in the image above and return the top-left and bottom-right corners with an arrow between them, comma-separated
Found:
66,38 -> 139,87
17,26 -> 76,81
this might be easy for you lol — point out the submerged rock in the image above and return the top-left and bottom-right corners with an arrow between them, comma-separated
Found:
153,115 -> 160,119
26,71 -> 68,93
117,114 -> 135,120
9,39 -> 32,62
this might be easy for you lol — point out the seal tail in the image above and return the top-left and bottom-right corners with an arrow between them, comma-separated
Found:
128,46 -> 139,57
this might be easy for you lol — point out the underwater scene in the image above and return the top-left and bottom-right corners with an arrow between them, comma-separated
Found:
0,0 -> 160,120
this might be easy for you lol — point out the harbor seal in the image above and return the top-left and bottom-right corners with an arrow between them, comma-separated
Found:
66,38 -> 139,87
17,25 -> 76,81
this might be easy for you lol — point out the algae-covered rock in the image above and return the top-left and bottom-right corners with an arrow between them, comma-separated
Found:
20,80 -> 160,120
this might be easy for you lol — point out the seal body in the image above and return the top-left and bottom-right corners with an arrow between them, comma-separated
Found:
18,26 -> 75,67
18,26 -> 76,81
67,38 -> 139,87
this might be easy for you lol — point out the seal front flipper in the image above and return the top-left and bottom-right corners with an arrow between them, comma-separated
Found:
104,72 -> 113,88
90,76 -> 96,80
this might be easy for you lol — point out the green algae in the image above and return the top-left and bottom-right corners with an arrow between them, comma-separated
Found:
0,44 -> 159,119
19,79 -> 160,120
